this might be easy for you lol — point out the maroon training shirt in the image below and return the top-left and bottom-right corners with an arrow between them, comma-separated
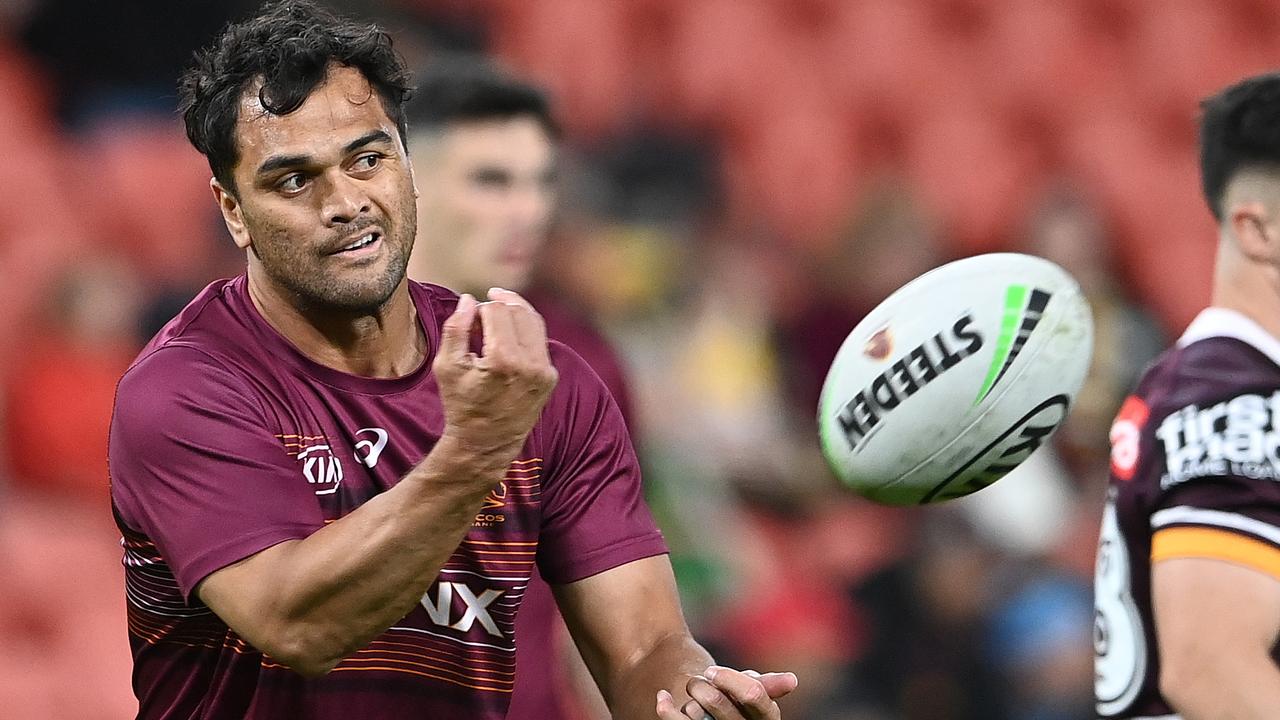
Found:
108,276 -> 667,719
1096,307 -> 1280,718
507,292 -> 637,720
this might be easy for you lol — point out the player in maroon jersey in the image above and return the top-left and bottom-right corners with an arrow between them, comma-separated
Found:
405,60 -> 631,720
1096,72 -> 1280,718
108,2 -> 797,718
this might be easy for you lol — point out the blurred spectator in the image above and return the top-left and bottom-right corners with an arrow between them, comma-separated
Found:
1018,185 -> 1166,578
1021,184 -> 1165,489
987,573 -> 1094,720
774,180 -> 947,418
847,511 -> 1011,720
953,447 -> 1078,560
4,257 -> 142,503
0,37 -> 92,377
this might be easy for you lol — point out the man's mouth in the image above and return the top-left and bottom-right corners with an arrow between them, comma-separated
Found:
331,230 -> 382,256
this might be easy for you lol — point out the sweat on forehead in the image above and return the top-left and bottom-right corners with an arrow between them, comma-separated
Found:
230,65 -> 401,177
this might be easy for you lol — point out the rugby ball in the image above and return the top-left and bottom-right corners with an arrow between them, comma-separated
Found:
817,253 -> 1094,505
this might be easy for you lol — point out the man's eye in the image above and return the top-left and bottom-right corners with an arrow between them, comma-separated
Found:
472,170 -> 512,188
354,154 -> 381,171
279,174 -> 307,193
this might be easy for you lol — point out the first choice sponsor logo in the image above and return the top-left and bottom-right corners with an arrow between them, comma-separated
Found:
835,314 -> 984,452
1156,391 -> 1280,488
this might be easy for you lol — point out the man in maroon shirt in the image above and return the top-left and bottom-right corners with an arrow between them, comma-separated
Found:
108,1 -> 796,718
405,60 -> 632,719
1095,72 -> 1280,718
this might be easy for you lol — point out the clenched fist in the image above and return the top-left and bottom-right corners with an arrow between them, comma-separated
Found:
433,288 -> 559,459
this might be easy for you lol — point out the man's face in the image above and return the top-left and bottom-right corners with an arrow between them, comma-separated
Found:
409,117 -> 555,294
217,64 -> 417,313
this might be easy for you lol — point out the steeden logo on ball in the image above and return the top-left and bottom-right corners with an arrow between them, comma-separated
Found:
818,253 -> 1094,506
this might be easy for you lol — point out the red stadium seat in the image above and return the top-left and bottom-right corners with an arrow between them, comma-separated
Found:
74,119 -> 224,286
975,0 -> 1127,125
1110,152 -> 1215,335
0,41 -> 91,375
486,0 -> 634,139
5,327 -> 138,503
818,0 -> 953,119
0,492 -> 136,719
661,0 -> 807,132
1125,0 -> 1249,114
1064,100 -> 1213,333
902,102 -> 1044,255
720,84 -> 863,246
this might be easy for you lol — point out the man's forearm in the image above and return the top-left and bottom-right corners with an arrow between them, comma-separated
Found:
603,632 -> 715,720
1166,653 -> 1280,720
199,433 -> 521,674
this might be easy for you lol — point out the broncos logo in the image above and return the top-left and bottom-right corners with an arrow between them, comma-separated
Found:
481,482 -> 507,510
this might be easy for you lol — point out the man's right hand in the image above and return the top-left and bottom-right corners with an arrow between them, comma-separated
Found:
195,287 -> 560,677
434,288 -> 559,459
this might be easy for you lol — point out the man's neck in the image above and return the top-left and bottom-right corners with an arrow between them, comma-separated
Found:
247,271 -> 426,378
1212,241 -> 1280,344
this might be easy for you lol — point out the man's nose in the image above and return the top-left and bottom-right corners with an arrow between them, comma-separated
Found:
322,172 -> 372,225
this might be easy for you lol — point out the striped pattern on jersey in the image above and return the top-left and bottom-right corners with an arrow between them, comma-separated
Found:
121,526 -> 244,653
1151,505 -> 1280,579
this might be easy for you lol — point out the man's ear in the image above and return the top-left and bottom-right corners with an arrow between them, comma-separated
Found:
1228,199 -> 1280,264
212,178 -> 252,250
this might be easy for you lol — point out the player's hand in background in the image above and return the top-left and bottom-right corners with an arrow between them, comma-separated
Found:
434,287 -> 558,460
656,666 -> 798,720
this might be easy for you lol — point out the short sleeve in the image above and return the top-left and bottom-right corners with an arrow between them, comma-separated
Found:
109,347 -> 325,598
1149,392 -> 1280,580
535,343 -> 667,584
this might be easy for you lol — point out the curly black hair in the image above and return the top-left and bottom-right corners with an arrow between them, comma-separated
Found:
1200,71 -> 1280,222
179,0 -> 412,195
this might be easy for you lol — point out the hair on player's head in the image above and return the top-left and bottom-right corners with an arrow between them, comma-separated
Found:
1199,71 -> 1280,222
405,57 -> 559,140
178,0 -> 411,195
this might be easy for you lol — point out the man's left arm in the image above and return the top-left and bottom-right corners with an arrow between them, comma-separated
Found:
553,555 -> 798,720
535,344 -> 796,718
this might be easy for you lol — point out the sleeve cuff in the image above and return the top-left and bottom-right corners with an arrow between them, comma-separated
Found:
1152,526 -> 1280,581
540,532 -> 669,585
176,524 -> 318,601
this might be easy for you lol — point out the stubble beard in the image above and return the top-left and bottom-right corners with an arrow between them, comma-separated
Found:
251,210 -> 418,316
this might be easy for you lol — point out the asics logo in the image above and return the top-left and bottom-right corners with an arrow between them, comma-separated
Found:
355,427 -> 389,468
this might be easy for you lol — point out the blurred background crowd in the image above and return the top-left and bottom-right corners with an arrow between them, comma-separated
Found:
0,0 -> 1270,718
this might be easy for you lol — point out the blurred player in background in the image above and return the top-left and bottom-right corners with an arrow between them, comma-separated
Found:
405,59 -> 631,720
1096,72 -> 1280,718
108,2 -> 797,718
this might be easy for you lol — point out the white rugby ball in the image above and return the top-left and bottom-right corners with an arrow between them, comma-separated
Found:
817,253 -> 1094,505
